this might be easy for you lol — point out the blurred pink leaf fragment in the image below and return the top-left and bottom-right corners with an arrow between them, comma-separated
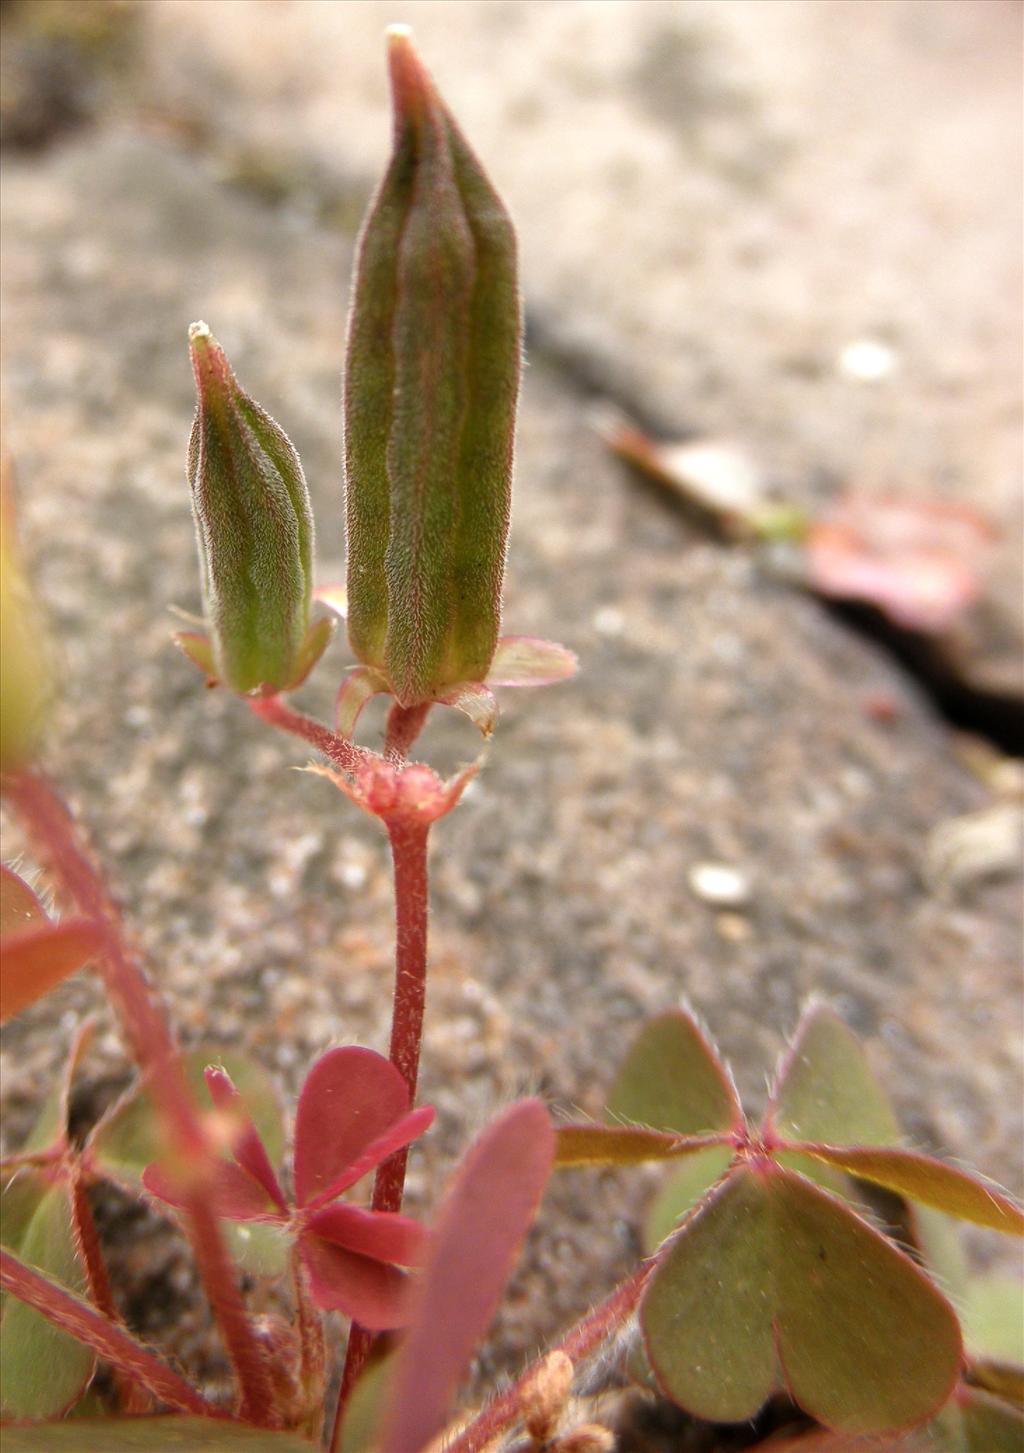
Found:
1,916 -> 105,1023
807,493 -> 995,633
378,1098 -> 555,1453
486,636 -> 579,688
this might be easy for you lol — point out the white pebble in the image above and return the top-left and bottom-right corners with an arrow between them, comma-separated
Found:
688,862 -> 751,907
593,606 -> 625,637
837,338 -> 898,382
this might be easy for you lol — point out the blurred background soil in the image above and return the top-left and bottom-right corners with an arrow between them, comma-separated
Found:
1,0 -> 1021,1426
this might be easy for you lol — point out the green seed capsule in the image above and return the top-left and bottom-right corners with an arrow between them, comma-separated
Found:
187,323 -> 319,695
343,27 -> 521,707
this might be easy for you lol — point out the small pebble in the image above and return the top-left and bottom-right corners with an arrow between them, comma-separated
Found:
688,862 -> 751,907
715,911 -> 752,942
593,606 -> 625,637
337,861 -> 367,890
837,337 -> 899,381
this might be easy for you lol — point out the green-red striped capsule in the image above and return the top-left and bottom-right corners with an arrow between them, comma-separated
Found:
343,27 -> 521,708
186,323 -> 327,695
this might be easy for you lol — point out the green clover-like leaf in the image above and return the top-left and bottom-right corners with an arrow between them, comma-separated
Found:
1,1417 -> 318,1450
607,1008 -> 741,1137
0,1176 -> 93,1419
765,1001 -> 901,1146
641,1163 -> 962,1433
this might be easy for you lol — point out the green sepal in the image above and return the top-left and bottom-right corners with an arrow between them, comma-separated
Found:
336,665 -> 390,738
176,617 -> 332,692
172,630 -> 217,681
284,614 -> 335,690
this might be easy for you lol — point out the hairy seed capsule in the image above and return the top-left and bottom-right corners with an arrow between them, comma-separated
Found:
187,323 -> 320,694
344,27 -> 521,707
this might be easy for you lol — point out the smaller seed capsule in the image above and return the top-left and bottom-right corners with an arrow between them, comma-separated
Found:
186,323 -> 324,694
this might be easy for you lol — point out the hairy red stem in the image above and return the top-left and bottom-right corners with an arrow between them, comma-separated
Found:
70,1171 -> 151,1414
383,700 -> 431,764
290,1246 -> 326,1411
0,1246 -> 223,1417
330,817 -> 431,1449
248,695 -> 372,774
3,769 -> 279,1427
381,819 -> 431,1112
446,1263 -> 654,1453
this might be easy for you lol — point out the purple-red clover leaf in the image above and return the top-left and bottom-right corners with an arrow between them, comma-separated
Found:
88,1047 -> 284,1195
378,1098 -> 555,1453
143,1046 -> 432,1329
292,1047 -> 415,1207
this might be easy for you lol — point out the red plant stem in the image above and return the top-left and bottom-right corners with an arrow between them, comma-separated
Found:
183,1186 -> 281,1424
290,1246 -> 325,1406
3,768 -> 279,1428
329,816 -> 431,1450
384,701 -> 431,764
70,1171 -> 151,1414
0,1246 -> 223,1417
445,1262 -> 654,1453
381,818 -> 431,1110
248,694 -> 372,774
